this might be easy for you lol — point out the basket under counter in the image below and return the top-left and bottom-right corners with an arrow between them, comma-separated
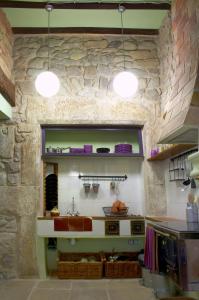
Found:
104,252 -> 142,278
57,252 -> 103,279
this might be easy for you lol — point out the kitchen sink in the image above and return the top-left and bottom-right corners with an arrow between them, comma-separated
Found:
54,216 -> 92,231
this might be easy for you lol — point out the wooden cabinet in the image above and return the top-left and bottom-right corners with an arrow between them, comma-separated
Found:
41,124 -> 144,158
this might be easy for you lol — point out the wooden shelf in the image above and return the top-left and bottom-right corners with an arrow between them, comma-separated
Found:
41,125 -> 144,158
42,153 -> 144,158
147,144 -> 197,161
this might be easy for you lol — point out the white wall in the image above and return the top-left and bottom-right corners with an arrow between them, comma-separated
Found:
164,160 -> 199,220
46,157 -> 144,216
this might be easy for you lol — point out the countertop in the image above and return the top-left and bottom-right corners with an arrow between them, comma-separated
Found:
146,216 -> 199,238
145,216 -> 181,222
148,220 -> 199,239
37,215 -> 144,220
154,220 -> 199,233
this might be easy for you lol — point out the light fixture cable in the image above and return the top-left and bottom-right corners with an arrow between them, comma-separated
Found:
119,5 -> 125,70
35,3 -> 60,97
112,4 -> 138,98
46,3 -> 53,71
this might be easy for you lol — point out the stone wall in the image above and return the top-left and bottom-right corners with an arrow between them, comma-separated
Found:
0,33 -> 167,278
0,9 -> 13,80
158,0 -> 199,142
0,9 -> 18,279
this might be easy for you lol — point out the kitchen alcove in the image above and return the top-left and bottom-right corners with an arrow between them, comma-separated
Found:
41,124 -> 144,217
41,125 -> 144,158
38,125 -> 145,279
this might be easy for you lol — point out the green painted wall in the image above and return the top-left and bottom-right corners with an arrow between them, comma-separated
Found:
0,94 -> 12,120
45,129 -> 140,153
46,237 -> 144,271
4,8 -> 166,29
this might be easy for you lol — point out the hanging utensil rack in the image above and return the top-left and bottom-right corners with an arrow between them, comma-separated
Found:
78,174 -> 127,181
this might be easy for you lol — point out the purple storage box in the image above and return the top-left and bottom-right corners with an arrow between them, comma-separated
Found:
115,144 -> 133,153
69,148 -> 85,154
84,144 -> 93,153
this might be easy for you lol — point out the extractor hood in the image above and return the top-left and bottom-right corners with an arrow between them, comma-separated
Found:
159,126 -> 198,144
159,90 -> 199,144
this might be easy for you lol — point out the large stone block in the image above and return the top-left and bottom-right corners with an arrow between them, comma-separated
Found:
84,66 -> 97,78
0,233 -> 17,279
62,40 -> 81,49
0,215 -> 17,233
0,171 -> 6,185
0,126 -> 15,159
17,216 -> 38,277
21,126 -> 41,186
108,40 -> 122,48
0,186 -> 39,216
7,173 -> 20,186
65,66 -> 83,77
138,40 -> 157,50
84,39 -> 108,49
68,48 -> 87,60
28,57 -> 45,69
6,161 -> 20,173
123,40 -> 137,50
144,183 -> 167,216
129,50 -> 156,60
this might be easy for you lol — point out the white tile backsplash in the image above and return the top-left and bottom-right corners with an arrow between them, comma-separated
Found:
47,157 -> 144,216
164,159 -> 199,220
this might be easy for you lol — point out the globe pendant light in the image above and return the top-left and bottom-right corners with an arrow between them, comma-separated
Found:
35,4 -> 60,97
113,6 -> 138,98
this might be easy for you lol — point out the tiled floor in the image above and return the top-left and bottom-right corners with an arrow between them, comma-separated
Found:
0,278 -> 156,300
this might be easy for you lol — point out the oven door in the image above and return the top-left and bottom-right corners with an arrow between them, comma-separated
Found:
178,239 -> 199,291
157,231 -> 179,284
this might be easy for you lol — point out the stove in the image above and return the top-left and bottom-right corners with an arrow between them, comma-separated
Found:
154,220 -> 199,239
152,220 -> 199,290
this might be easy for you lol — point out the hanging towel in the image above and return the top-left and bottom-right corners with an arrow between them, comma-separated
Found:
144,226 -> 156,272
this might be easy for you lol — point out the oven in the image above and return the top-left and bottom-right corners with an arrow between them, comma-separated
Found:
155,227 -> 199,291
156,230 -> 179,284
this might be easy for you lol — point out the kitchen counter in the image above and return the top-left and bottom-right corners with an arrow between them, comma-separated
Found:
37,215 -> 145,238
37,215 -> 144,220
151,220 -> 199,238
145,216 -> 180,222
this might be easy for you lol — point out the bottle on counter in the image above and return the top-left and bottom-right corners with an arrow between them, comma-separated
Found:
186,193 -> 198,223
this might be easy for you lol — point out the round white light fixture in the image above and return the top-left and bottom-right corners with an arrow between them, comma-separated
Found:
113,71 -> 138,98
35,71 -> 60,98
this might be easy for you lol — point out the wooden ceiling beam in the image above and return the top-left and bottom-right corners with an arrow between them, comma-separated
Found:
12,27 -> 158,35
0,1 -> 171,10
0,66 -> 15,107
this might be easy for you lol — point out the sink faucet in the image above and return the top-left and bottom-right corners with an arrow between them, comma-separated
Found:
67,197 -> 79,216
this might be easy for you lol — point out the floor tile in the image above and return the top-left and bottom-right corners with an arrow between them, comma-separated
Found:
108,286 -> 156,300
69,287 -> 108,300
29,288 -> 71,300
0,278 -> 158,300
0,279 -> 36,300
37,279 -> 72,289
106,279 -> 146,289
72,279 -> 109,289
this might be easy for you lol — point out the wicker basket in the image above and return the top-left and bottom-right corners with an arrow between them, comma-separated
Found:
57,252 -> 103,279
103,207 -> 129,217
104,252 -> 142,278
